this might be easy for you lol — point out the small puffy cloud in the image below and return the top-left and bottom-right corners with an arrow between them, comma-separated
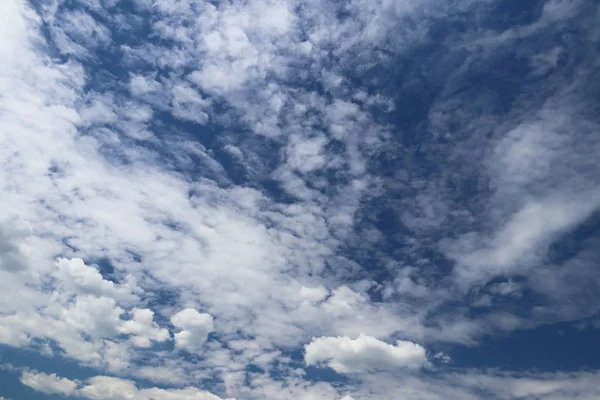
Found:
433,352 -> 451,363
171,308 -> 214,353
20,371 -> 78,396
118,308 -> 170,348
54,258 -> 138,302
129,74 -> 162,96
305,334 -> 428,374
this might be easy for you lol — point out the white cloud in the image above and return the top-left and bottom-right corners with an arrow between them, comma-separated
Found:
170,84 -> 210,124
129,74 -> 162,97
171,308 -> 215,353
134,366 -> 187,385
49,9 -> 112,57
20,371 -> 78,396
299,285 -> 328,303
450,189 -> 600,286
61,295 -> 124,339
119,308 -> 170,348
25,369 -> 600,400
2,0 -> 600,398
54,258 -> 139,303
432,352 -> 451,364
286,135 -> 328,173
22,372 -> 231,400
305,334 -> 428,373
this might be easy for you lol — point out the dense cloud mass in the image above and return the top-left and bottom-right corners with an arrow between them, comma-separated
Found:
0,0 -> 599,399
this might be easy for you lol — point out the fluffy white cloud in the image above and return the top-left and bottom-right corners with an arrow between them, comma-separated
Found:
171,308 -> 214,353
0,256 -> 167,365
54,258 -> 139,303
20,371 -> 78,396
61,295 -> 124,339
119,308 -> 170,348
305,334 -> 428,373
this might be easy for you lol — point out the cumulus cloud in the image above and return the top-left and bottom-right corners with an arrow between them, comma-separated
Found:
119,308 -> 170,348
54,258 -> 139,303
20,371 -> 78,396
305,334 -> 428,373
61,295 -> 124,339
171,308 -> 215,353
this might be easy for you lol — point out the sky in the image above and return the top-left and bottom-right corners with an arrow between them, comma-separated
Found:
0,0 -> 599,399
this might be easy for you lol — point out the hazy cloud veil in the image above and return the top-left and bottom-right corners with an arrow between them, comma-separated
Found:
1,0 -> 599,399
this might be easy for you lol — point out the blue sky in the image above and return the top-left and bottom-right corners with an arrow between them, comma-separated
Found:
0,0 -> 599,399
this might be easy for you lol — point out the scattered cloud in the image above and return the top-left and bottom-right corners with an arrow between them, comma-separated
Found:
170,309 -> 214,353
1,0 -> 599,398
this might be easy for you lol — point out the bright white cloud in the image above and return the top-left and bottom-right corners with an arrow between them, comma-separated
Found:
119,308 -> 170,348
54,258 -> 139,303
171,308 -> 215,353
305,334 -> 428,373
20,371 -> 78,396
61,295 -> 124,339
